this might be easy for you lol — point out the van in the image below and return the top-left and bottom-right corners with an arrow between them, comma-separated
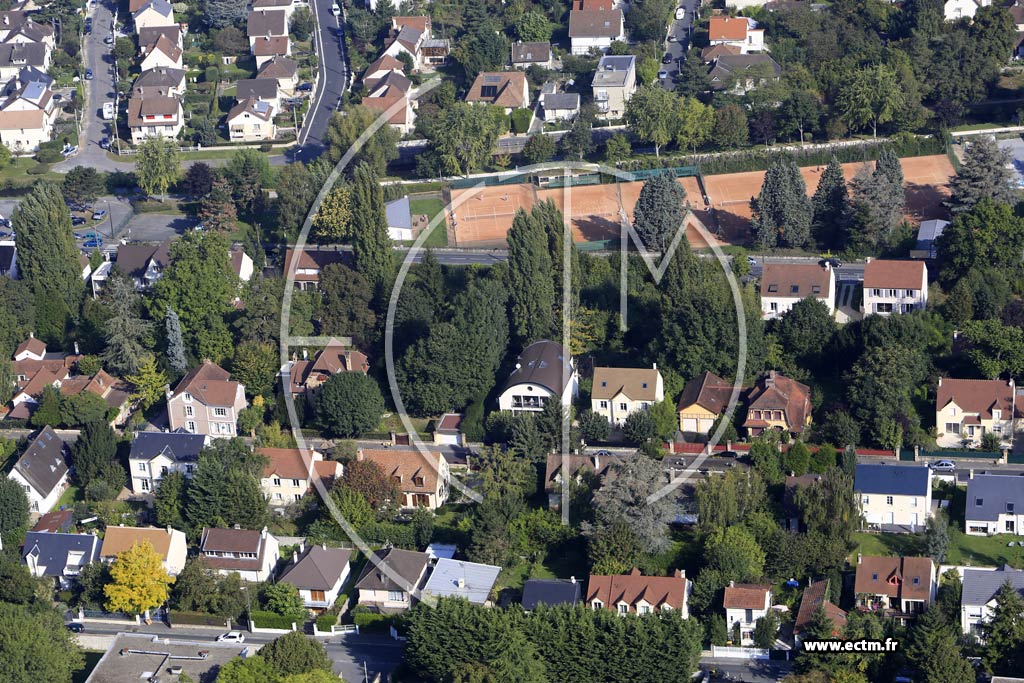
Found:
102,101 -> 115,120
675,7 -> 685,19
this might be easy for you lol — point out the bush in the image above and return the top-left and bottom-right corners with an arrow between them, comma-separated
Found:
26,163 -> 51,174
315,613 -> 337,632
35,149 -> 61,164
510,108 -> 533,135
170,610 -> 229,627
358,521 -> 415,548
250,610 -> 298,630
351,605 -> 387,629
259,142 -> 273,153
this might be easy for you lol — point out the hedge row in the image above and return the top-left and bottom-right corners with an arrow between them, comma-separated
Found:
250,610 -> 297,630
315,613 -> 337,632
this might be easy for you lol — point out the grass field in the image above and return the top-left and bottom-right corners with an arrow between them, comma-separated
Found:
408,197 -> 447,248
55,484 -> 81,511
852,530 -> 1024,568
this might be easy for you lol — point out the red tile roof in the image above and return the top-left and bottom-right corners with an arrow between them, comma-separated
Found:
259,447 -> 313,480
863,259 -> 926,290
357,448 -> 443,494
760,263 -> 833,301
744,371 -> 811,432
586,568 -> 688,613
677,371 -> 733,414
709,16 -> 749,42
723,584 -> 771,610
171,361 -> 241,406
794,579 -> 847,636
854,556 -> 933,602
937,378 -> 1015,419
15,336 -> 45,358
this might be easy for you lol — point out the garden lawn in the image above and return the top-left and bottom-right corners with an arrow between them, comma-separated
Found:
408,197 -> 447,248
55,484 -> 81,511
851,530 -> 1024,568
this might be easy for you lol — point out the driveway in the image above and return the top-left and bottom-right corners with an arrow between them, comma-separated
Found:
118,210 -> 190,242
662,0 -> 699,91
293,0 -> 349,162
55,0 -> 130,173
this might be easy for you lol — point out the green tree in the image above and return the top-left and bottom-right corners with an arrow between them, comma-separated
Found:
423,102 -> 502,175
182,162 -> 214,200
0,476 -> 30,547
937,199 -> 1024,287
506,206 -> 554,345
12,181 -> 81,314
836,64 -> 904,137
136,137 -> 181,199
847,160 -> 905,251
560,107 -> 596,161
61,166 -> 105,206
522,134 -> 556,165
311,185 -> 352,241
216,656 -> 281,683
0,602 -> 84,683
289,6 -> 314,40
632,170 -> 688,252
588,454 -> 676,553
675,96 -> 713,153
713,104 -> 749,150
622,406 -> 656,444
274,162 -> 316,239
231,341 -> 278,398
514,10 -> 550,41
154,470 -> 187,528
674,48 -> 711,98
260,631 -> 332,676
185,439 -> 269,530
101,271 -> 154,375
778,90 -> 821,144
452,25 -> 508,81
707,526 -> 765,582
846,343 -> 928,447
604,133 -> 631,162
349,163 -> 394,291
316,372 -> 385,438
752,157 -> 813,249
72,419 -> 121,494
774,297 -> 836,370
578,409 -> 610,442
197,176 -> 238,234
625,84 -> 679,157
920,631 -> 975,683
318,263 -> 377,345
753,611 -> 780,648
983,580 -> 1024,675
225,148 -> 271,218
263,582 -> 307,620
948,135 -> 1016,214
782,441 -> 811,476
165,306 -> 188,375
126,356 -> 168,410
30,385 -> 63,427
811,156 -> 849,248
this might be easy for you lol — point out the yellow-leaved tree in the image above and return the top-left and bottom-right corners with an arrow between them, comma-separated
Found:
104,540 -> 174,615
312,185 -> 352,241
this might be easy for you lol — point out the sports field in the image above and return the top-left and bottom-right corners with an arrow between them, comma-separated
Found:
443,155 -> 955,248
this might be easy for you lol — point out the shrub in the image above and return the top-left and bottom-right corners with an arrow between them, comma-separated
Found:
315,613 -> 336,632
510,108 -> 532,134
250,610 -> 297,630
351,605 -> 387,629
259,142 -> 273,153
26,163 -> 51,174
35,148 -> 61,164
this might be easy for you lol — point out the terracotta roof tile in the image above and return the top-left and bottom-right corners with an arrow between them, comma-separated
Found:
677,371 -> 733,414
171,361 -> 241,406
723,584 -> 771,610
592,367 -> 661,402
854,555 -> 933,602
794,579 -> 846,635
259,447 -> 313,480
568,8 -> 623,38
863,259 -> 926,290
586,568 -> 688,613
744,371 -> 811,432
760,262 -> 832,300
709,15 -> 749,42
937,378 -> 1014,419
100,526 -> 175,560
357,448 -> 442,494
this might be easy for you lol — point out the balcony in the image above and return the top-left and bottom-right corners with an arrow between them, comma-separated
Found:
511,396 -> 545,410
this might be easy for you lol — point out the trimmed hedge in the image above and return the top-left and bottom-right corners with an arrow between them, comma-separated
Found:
352,607 -> 387,629
250,610 -> 297,630
510,108 -> 532,135
315,613 -> 337,632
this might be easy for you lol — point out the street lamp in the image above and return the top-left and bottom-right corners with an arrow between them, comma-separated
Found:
240,585 -> 252,629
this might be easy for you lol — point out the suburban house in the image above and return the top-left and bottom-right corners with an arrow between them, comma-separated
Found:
236,78 -> 280,111
0,12 -> 54,46
226,97 -> 276,141
251,36 -> 291,68
131,66 -> 187,98
935,377 -> 1016,448
165,361 -> 248,438
708,15 -> 765,53
543,453 -> 613,509
277,543 -> 353,612
854,463 -> 933,531
759,262 -> 836,320
128,431 -> 209,494
464,71 -> 530,113
259,446 -> 341,506
592,54 -> 636,120
854,555 -> 935,621
139,34 -> 183,70
707,54 -> 782,93
282,248 -> 347,290
246,9 -> 287,46
781,473 -> 825,532
677,371 -> 734,436
701,43 -> 742,63
432,413 -> 465,447
252,0 -> 297,20
497,340 -> 578,413
138,26 -> 182,52
382,25 -> 424,67
127,96 -> 184,144
960,566 -> 1024,637
356,448 -> 451,510
362,54 -> 405,91
420,36 -> 450,67
56,369 -> 133,427
587,568 -> 690,617
100,526 -> 188,576
257,56 -> 299,93
911,219 -> 949,259
282,337 -> 369,398
723,583 -> 772,646
132,0 -> 176,31
360,86 -> 416,135
11,335 -> 78,387
423,558 -> 502,606
862,259 -> 928,316
522,578 -> 582,610
944,0 -> 989,20
198,526 -> 279,582
568,8 -> 625,54
0,43 -> 49,84
385,195 -> 414,241
539,82 -> 580,121
22,531 -> 101,587
590,365 -> 664,426
31,508 -> 74,534
793,579 -> 846,644
90,241 -> 172,295
354,547 -> 431,613
742,371 -> 812,436
7,426 -> 68,513
964,474 -> 1024,536
0,102 -> 53,152
511,41 -> 553,69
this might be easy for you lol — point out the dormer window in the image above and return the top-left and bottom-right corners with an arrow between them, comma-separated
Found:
642,383 -> 648,389
993,409 -> 1002,420
592,600 -> 602,610
872,573 -> 878,581
912,577 -> 920,585
1008,503 -> 1015,513
183,392 -> 193,403
790,285 -> 799,294
976,498 -> 984,507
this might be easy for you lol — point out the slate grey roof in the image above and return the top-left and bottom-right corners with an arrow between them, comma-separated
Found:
966,474 -> 1024,522
22,531 -> 101,577
0,42 -> 47,68
385,196 -> 412,230
542,93 -> 579,110
12,426 -> 68,496
854,463 -> 930,496
511,41 -> 551,64
502,340 -> 574,395
522,578 -> 581,609
278,545 -> 352,590
592,55 -> 635,88
133,67 -> 186,90
961,567 -> 1024,606
355,547 -> 430,592
422,558 -> 501,604
236,78 -> 279,102
129,431 -> 207,464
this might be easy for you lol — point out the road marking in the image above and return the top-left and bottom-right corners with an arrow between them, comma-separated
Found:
299,0 -> 331,147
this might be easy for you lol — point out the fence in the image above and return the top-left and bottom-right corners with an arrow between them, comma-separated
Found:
710,645 -> 769,660
623,165 -> 700,181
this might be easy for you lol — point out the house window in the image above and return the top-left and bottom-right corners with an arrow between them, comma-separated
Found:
480,85 -> 498,97
292,479 -> 300,487
186,465 -> 194,474
769,302 -> 778,311
388,591 -> 405,602
592,601 -> 603,610
945,423 -> 960,435
1008,520 -> 1016,532
1008,503 -> 1015,513
310,590 -> 326,602
186,421 -> 196,433
160,466 -> 168,476
600,401 -> 608,409
184,405 -> 194,417
639,605 -> 650,614
790,285 -> 799,294
141,480 -> 150,491
617,604 -> 628,614
642,383 -> 648,389
214,407 -> 227,417
138,463 -> 147,472
273,478 -> 282,486
872,573 -> 878,581
661,604 -> 671,611
872,289 -> 881,296
274,493 -> 282,500
912,577 -> 919,586
744,608 -> 753,623
183,392 -> 192,403
911,497 -> 917,507
294,493 -> 302,501
976,498 -> 984,507
619,403 -> 627,411
886,496 -> 894,505
767,284 -> 778,293
862,495 -> 870,504
993,409 -> 1002,420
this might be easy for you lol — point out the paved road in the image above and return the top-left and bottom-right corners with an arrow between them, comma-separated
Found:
293,0 -> 349,162
662,0 -> 699,91
701,657 -> 791,683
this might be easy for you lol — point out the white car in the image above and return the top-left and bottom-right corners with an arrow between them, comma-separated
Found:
331,3 -> 341,15
675,7 -> 685,19
216,631 -> 245,643
929,460 -> 956,472
658,70 -> 669,79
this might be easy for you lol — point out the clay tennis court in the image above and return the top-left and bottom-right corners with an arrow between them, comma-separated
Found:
448,183 -> 536,248
537,183 -> 623,243
617,178 -> 724,249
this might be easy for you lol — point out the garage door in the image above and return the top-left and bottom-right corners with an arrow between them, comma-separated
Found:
699,418 -> 715,434
681,418 -> 698,432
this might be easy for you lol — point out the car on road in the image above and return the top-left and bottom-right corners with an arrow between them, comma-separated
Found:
331,3 -> 341,14
668,34 -> 677,41
66,623 -> 85,633
297,82 -> 313,91
0,217 -> 10,227
99,137 -> 111,150
75,230 -> 100,240
102,102 -> 115,120
658,70 -> 668,79
104,34 -> 114,44
84,68 -> 93,80
593,450 -> 612,457
71,216 -> 86,227
216,631 -> 245,643
930,460 -> 956,472
819,257 -> 841,269
83,238 -> 103,248
746,255 -> 757,267
662,53 -> 673,64
675,7 -> 685,19
91,209 -> 107,220
84,18 -> 92,33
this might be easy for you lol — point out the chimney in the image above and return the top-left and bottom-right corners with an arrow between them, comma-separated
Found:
321,543 -> 326,551
28,331 -> 33,338
675,569 -> 686,579
299,541 -> 305,554
74,342 -> 79,355
456,577 -> 466,589
570,576 -> 576,584
652,362 -> 657,370
233,523 -> 240,530
729,580 -> 735,587
968,469 -> 974,480
857,553 -> 863,565
292,551 -> 298,564
166,525 -> 171,535
302,349 -> 308,360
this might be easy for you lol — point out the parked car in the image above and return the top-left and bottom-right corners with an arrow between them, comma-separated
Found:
66,623 -> 85,633
675,7 -> 686,19
216,631 -> 245,643
83,238 -> 103,248
662,53 -> 673,64
297,82 -> 313,92
331,3 -> 341,15
819,257 -> 841,269
84,68 -> 93,80
71,216 -> 86,227
658,70 -> 668,79
746,255 -> 757,267
99,137 -> 111,150
91,209 -> 107,220
104,34 -> 114,44
930,460 -> 956,472
0,217 -> 10,227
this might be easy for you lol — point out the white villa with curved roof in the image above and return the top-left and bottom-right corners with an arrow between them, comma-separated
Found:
497,340 -> 578,413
